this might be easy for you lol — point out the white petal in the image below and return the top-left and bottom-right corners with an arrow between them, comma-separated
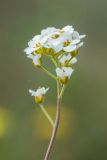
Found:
72,39 -> 80,45
24,47 -> 36,54
32,35 -> 40,41
53,44 -> 63,52
63,67 -> 74,77
59,54 -> 71,64
63,45 -> 76,52
62,25 -> 74,33
29,87 -> 49,97
61,32 -> 72,41
49,38 -> 63,52
80,35 -> 86,39
72,31 -> 80,40
41,87 -> 49,94
77,42 -> 84,49
28,40 -> 35,47
45,88 -> 49,93
33,54 -> 41,66
29,89 -> 36,96
36,87 -> 49,96
27,53 -> 34,59
56,67 -> 73,78
40,35 -> 49,44
41,27 -> 58,36
56,68 -> 63,77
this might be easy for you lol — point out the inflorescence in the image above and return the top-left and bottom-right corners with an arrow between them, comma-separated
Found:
24,25 -> 86,104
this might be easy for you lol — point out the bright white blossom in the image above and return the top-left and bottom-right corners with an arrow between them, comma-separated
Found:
29,87 -> 49,97
56,67 -> 73,79
41,27 -> 60,40
59,53 -> 77,66
29,87 -> 49,103
63,31 -> 86,52
24,35 -> 41,54
44,37 -> 64,52
25,25 -> 86,96
61,25 -> 74,33
59,54 -> 71,64
24,25 -> 86,55
27,53 -> 41,66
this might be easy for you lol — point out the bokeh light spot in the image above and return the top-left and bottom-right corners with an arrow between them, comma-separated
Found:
0,107 -> 14,138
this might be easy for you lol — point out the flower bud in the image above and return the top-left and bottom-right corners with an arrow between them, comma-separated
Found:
71,50 -> 78,57
35,95 -> 44,104
59,76 -> 69,84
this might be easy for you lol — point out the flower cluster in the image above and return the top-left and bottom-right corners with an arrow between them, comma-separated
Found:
24,25 -> 86,103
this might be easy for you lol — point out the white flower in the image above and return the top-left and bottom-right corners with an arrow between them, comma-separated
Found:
29,87 -> 49,97
72,31 -> 86,40
41,27 -> 59,37
59,54 -> 77,66
59,54 -> 71,64
61,25 -> 74,34
24,25 -> 86,56
41,28 -> 64,53
45,37 -> 64,52
27,53 -> 41,66
29,87 -> 49,103
56,67 -> 73,79
63,31 -> 86,52
40,27 -> 61,48
24,35 -> 41,55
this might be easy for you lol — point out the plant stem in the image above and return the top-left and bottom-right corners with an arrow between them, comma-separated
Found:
40,66 -> 57,81
40,104 -> 54,127
59,85 -> 65,99
44,80 -> 61,160
50,56 -> 57,67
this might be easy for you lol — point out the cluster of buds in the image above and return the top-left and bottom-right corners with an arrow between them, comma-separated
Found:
24,25 -> 86,103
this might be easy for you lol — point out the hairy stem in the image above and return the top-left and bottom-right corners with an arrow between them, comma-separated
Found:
44,80 -> 61,160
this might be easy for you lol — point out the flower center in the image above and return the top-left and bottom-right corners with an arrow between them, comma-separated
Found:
64,41 -> 70,47
51,34 -> 60,39
35,42 -> 41,48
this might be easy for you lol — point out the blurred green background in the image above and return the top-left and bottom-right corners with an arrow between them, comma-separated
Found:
0,0 -> 107,159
